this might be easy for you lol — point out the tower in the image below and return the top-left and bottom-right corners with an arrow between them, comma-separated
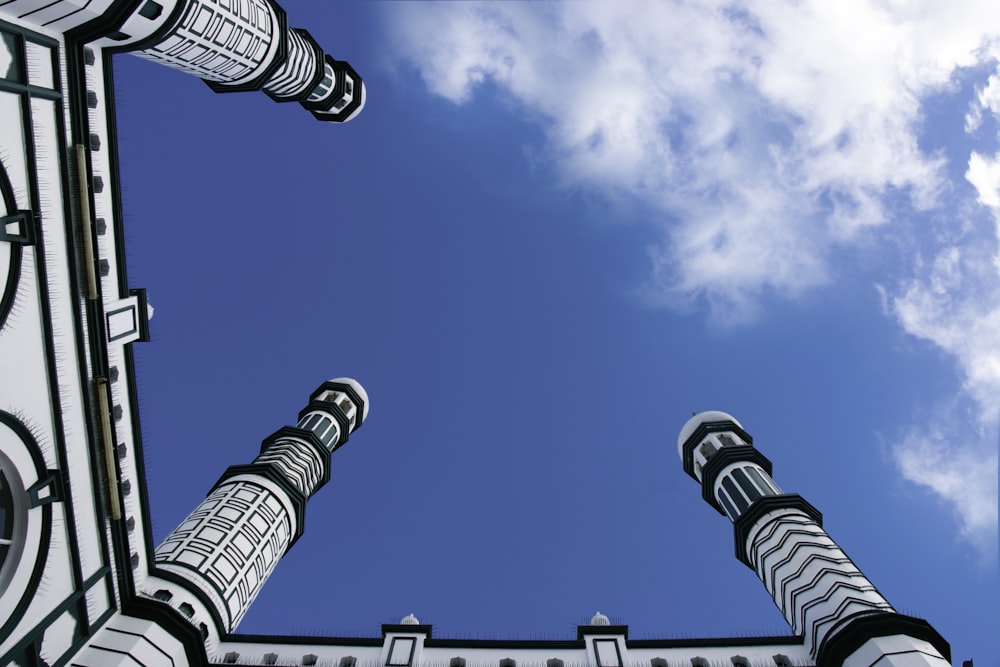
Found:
69,378 -> 369,663
0,1 -> 964,664
149,378 -> 368,633
1,2 -> 367,659
677,411 -> 951,667
0,0 -> 364,123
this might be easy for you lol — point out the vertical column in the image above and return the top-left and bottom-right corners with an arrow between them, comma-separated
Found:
676,412 -> 950,667
153,378 -> 368,632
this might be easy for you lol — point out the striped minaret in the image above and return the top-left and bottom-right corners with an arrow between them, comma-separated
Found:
677,411 -> 951,667
0,1 -> 364,121
152,378 -> 368,632
128,0 -> 364,121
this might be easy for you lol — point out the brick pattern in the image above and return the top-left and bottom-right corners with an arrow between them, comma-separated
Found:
155,480 -> 291,630
137,0 -> 276,83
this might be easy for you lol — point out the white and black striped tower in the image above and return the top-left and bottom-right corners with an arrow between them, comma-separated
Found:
152,378 -> 368,633
41,0 -> 368,121
132,0 -> 364,121
677,411 -> 951,667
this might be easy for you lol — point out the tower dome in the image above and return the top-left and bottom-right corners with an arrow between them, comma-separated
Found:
590,611 -> 610,626
400,613 -> 420,625
677,411 -> 742,460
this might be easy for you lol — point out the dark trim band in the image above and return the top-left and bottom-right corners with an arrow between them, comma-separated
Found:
382,624 -> 433,637
258,425 -> 332,492
699,445 -> 773,515
310,379 -> 368,428
732,494 -> 823,568
816,611 -> 950,667
577,625 -> 629,640
124,593 -> 210,664
680,420 -> 754,481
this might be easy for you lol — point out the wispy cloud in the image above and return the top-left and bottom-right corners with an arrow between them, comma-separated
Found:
886,83 -> 1000,557
894,408 -> 998,559
965,49 -> 1000,135
384,1 -> 1000,551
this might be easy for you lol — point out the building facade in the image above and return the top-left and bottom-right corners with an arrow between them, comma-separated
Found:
0,2 -> 951,665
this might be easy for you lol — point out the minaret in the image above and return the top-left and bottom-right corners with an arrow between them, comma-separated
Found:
677,411 -> 951,667
152,378 -> 368,632
79,0 -> 365,122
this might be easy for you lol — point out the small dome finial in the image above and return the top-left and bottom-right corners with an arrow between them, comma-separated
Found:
590,611 -> 610,626
400,613 -> 419,625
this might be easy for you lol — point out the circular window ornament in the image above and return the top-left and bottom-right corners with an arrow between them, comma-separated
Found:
0,412 -> 51,638
0,454 -> 25,591
2,155 -> 29,331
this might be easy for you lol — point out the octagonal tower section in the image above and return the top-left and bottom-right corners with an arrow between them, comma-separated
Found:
677,412 -> 950,667
151,378 -> 368,634
93,0 -> 366,122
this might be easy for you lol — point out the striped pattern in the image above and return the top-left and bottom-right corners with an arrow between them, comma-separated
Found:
136,0 -> 277,83
296,410 -> 341,451
714,462 -> 781,520
255,433 -> 326,496
0,0 -> 117,32
746,507 -> 894,657
307,58 -> 336,101
263,27 -> 318,99
684,416 -> 948,665
152,406 -> 338,631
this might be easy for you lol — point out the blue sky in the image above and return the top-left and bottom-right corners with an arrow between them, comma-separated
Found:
114,2 -> 997,664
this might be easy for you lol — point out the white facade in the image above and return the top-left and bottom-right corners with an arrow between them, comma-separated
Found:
0,3 -> 949,666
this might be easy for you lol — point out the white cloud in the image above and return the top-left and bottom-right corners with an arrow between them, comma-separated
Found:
887,238 -> 1000,553
385,1 -> 999,319
965,47 -> 1000,135
881,153 -> 1000,559
894,414 -> 998,559
967,151 -> 1000,211
385,1 -> 1000,550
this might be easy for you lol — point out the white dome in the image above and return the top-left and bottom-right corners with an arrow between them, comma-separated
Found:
343,81 -> 367,121
400,613 -> 419,625
677,411 -> 742,460
328,377 -> 370,422
590,611 -> 610,626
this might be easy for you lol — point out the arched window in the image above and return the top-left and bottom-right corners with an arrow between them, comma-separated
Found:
699,440 -> 718,460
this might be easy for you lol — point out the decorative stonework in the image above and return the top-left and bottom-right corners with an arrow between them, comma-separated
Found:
136,0 -> 279,84
746,507 -> 893,653
155,479 -> 293,630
